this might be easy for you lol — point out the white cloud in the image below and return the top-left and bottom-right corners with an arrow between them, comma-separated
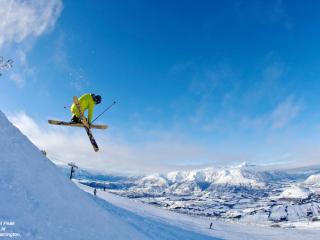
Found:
9,111 -> 320,174
0,0 -> 63,47
270,95 -> 301,129
186,64 -> 236,125
9,112 -> 230,174
0,0 -> 63,86
241,95 -> 301,130
8,72 -> 24,87
189,64 -> 234,98
262,62 -> 284,83
6,47 -> 35,87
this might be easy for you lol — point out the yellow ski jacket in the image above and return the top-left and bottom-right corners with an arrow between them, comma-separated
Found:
71,93 -> 95,123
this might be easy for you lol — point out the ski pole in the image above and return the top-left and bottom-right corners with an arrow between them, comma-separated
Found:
91,101 -> 117,123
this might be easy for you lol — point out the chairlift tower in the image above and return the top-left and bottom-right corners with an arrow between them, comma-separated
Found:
68,162 -> 78,179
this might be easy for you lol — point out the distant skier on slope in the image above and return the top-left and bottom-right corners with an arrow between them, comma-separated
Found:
70,93 -> 102,124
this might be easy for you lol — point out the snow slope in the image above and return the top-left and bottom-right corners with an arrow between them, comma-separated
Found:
0,111 -> 216,240
78,183 -> 320,240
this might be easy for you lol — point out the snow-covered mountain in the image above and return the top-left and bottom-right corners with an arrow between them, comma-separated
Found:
167,167 -> 263,187
123,164 -> 293,197
305,174 -> 320,187
77,162 -> 320,228
279,185 -> 311,200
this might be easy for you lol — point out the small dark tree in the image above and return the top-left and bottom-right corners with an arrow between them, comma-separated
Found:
68,162 -> 78,179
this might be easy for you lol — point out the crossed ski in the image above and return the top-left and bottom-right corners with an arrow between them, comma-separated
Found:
48,96 -> 108,152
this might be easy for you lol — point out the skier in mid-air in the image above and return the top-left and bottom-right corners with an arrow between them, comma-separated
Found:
70,93 -> 102,124
48,93 -> 105,152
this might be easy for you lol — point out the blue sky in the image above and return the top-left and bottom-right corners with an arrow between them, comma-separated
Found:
1,0 -> 320,173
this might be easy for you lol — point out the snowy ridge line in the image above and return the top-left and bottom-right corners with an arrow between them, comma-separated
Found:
73,162 -> 320,228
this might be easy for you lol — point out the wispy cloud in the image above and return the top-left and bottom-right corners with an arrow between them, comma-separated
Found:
8,72 -> 24,87
186,63 -> 237,124
244,57 -> 286,107
8,48 -> 35,87
189,64 -> 235,98
270,95 -> 301,129
8,112 -> 226,174
241,95 -> 302,130
0,0 -> 62,47
8,110 -> 320,174
0,0 -> 63,86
